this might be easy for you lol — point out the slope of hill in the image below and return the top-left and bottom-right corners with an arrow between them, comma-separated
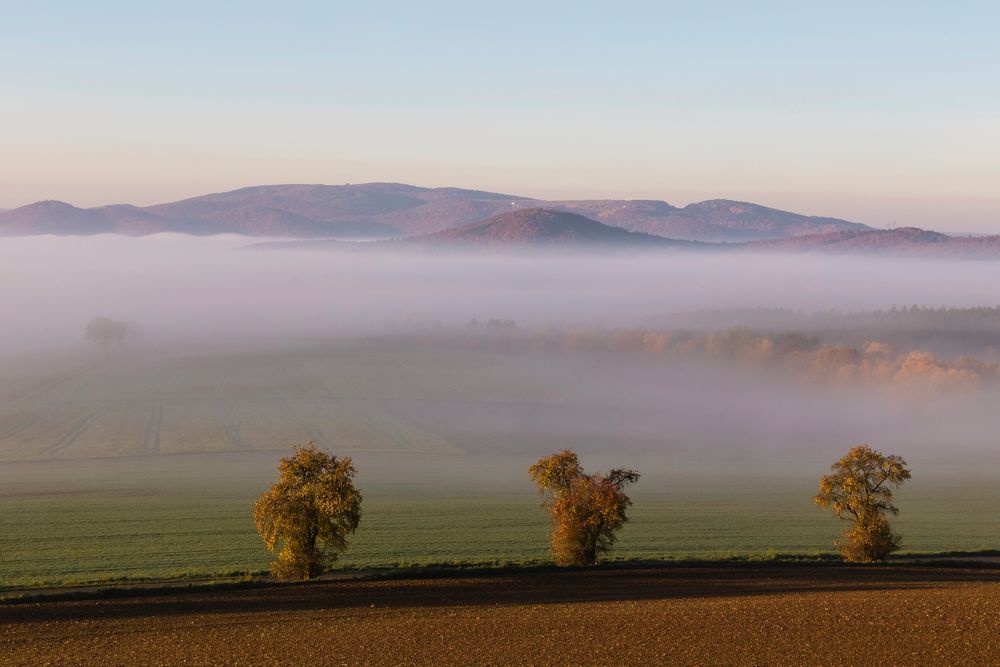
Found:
0,183 -> 868,241
143,183 -> 414,237
143,183 -> 535,237
407,208 -> 700,249
249,208 -> 702,251
549,199 -> 866,242
0,201 -> 212,236
746,227 -> 1000,258
94,204 -> 209,235
0,201 -> 116,236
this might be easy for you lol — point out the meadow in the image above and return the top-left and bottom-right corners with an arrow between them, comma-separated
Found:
2,339 -> 999,588
2,453 -> 999,588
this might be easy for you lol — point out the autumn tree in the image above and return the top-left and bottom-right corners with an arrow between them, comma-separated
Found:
253,443 -> 362,580
813,444 -> 911,562
529,449 -> 639,566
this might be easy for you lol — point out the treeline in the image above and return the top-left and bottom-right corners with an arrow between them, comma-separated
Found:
456,325 -> 1000,393
665,305 -> 1000,334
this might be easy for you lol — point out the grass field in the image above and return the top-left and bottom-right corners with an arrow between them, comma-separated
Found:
1,341 -> 998,588
0,343 -> 490,461
2,453 -> 999,588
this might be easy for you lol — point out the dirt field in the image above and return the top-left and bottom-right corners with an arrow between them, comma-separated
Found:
2,565 -> 999,666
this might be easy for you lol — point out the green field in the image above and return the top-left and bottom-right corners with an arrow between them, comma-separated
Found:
0,343 -> 495,461
2,453 -> 998,588
1,341 -> 998,588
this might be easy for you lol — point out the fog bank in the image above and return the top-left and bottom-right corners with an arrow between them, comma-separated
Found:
3,235 -> 1000,357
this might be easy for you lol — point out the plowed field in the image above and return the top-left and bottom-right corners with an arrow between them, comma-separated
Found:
3,565 -> 999,666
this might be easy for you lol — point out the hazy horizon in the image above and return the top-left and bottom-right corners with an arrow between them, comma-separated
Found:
5,234 -> 1000,357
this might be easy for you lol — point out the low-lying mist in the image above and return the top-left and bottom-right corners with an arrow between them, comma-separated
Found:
2,233 -> 999,478
3,234 -> 1000,357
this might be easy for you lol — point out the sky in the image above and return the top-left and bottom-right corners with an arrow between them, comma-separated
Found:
2,1 -> 998,232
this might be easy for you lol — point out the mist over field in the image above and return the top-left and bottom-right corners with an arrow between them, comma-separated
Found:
3,234 -> 1000,355
2,234 -> 999,468
3,235 -> 1000,585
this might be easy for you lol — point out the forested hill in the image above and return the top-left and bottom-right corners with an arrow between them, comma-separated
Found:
0,183 -> 867,241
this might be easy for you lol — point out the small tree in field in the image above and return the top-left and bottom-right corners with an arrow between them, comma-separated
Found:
814,444 -> 911,563
253,443 -> 362,579
85,317 -> 128,356
529,449 -> 639,566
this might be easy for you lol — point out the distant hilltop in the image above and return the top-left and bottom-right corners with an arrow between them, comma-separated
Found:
0,182 -> 867,243
408,208 -> 703,248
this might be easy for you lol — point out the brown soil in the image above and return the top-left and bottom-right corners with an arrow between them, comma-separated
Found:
2,565 -> 999,666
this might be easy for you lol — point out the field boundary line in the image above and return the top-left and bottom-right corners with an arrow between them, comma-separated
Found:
40,406 -> 110,456
141,404 -> 163,455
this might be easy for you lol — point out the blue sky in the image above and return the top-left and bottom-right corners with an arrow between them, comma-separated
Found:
2,1 -> 998,230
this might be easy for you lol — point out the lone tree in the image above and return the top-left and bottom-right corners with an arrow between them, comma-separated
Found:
84,317 -> 133,356
813,444 -> 911,563
529,449 -> 639,566
253,443 -> 362,580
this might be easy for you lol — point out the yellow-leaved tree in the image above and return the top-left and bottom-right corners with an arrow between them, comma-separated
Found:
813,444 -> 911,562
529,449 -> 639,566
253,443 -> 362,580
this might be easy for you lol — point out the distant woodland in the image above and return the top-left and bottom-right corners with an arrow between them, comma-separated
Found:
451,308 -> 1000,393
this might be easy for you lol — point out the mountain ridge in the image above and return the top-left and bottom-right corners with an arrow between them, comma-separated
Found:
0,182 -> 868,242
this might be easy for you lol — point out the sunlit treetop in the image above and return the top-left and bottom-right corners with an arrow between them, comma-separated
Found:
814,444 -> 911,521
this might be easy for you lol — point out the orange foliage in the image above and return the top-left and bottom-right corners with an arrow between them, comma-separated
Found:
529,450 -> 639,566
814,445 -> 911,562
464,325 -> 1000,394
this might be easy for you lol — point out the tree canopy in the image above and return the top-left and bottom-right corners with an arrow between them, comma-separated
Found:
253,443 -> 362,579
814,444 -> 911,562
529,449 -> 639,566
